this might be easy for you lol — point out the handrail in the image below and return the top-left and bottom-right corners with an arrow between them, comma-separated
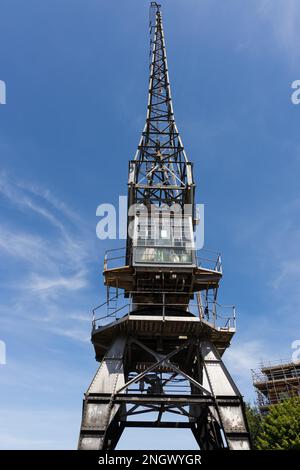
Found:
93,303 -> 129,324
92,291 -> 236,332
104,247 -> 126,253
103,246 -> 223,273
92,294 -> 120,322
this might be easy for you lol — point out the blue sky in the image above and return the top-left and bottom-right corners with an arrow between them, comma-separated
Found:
0,0 -> 300,449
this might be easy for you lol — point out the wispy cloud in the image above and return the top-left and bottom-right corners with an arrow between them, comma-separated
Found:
0,171 -> 70,235
16,178 -> 82,224
223,339 -> 270,402
24,271 -> 88,293
256,0 -> 300,64
224,340 -> 267,380
50,326 -> 90,343
0,171 -> 95,342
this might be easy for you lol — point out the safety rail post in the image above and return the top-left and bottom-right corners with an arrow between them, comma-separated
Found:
233,306 -> 236,330
92,309 -> 96,331
218,254 -> 222,273
213,301 -> 217,328
196,292 -> 203,321
162,292 -> 166,321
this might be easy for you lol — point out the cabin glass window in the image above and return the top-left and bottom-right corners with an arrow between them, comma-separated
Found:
133,214 -> 194,265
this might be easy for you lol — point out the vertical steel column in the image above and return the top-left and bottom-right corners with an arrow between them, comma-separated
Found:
78,337 -> 127,450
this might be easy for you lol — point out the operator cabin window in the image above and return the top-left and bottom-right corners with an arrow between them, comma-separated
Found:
133,215 -> 194,265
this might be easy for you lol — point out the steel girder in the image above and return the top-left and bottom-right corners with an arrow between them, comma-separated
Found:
78,335 -> 251,450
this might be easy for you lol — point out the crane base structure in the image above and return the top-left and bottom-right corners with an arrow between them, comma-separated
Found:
78,314 -> 250,450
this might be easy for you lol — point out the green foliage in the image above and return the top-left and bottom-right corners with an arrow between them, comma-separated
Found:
245,403 -> 262,449
256,397 -> 300,450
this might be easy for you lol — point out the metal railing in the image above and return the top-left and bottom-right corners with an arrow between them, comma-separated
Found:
103,246 -> 222,273
196,249 -> 222,273
92,291 -> 236,331
103,247 -> 126,271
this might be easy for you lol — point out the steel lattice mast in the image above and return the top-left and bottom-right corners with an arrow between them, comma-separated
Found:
129,3 -> 194,209
78,2 -> 251,451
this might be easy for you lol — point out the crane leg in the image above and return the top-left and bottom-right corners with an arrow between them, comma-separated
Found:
78,336 -> 127,450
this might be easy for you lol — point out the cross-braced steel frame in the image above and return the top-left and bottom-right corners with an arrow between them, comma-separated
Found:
78,335 -> 251,450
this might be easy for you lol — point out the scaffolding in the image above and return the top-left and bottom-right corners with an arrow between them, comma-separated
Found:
252,360 -> 300,413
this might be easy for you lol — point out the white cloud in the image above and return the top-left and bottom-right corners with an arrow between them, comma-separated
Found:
0,171 -> 68,234
16,178 -> 82,224
0,172 -> 96,343
0,225 -> 90,293
223,340 -> 269,402
256,0 -> 300,64
50,326 -> 90,343
0,228 -> 47,264
224,340 -> 267,381
25,271 -> 88,293
271,259 -> 300,290
67,313 -> 90,322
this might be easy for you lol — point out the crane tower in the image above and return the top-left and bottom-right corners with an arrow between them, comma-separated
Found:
78,2 -> 251,450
